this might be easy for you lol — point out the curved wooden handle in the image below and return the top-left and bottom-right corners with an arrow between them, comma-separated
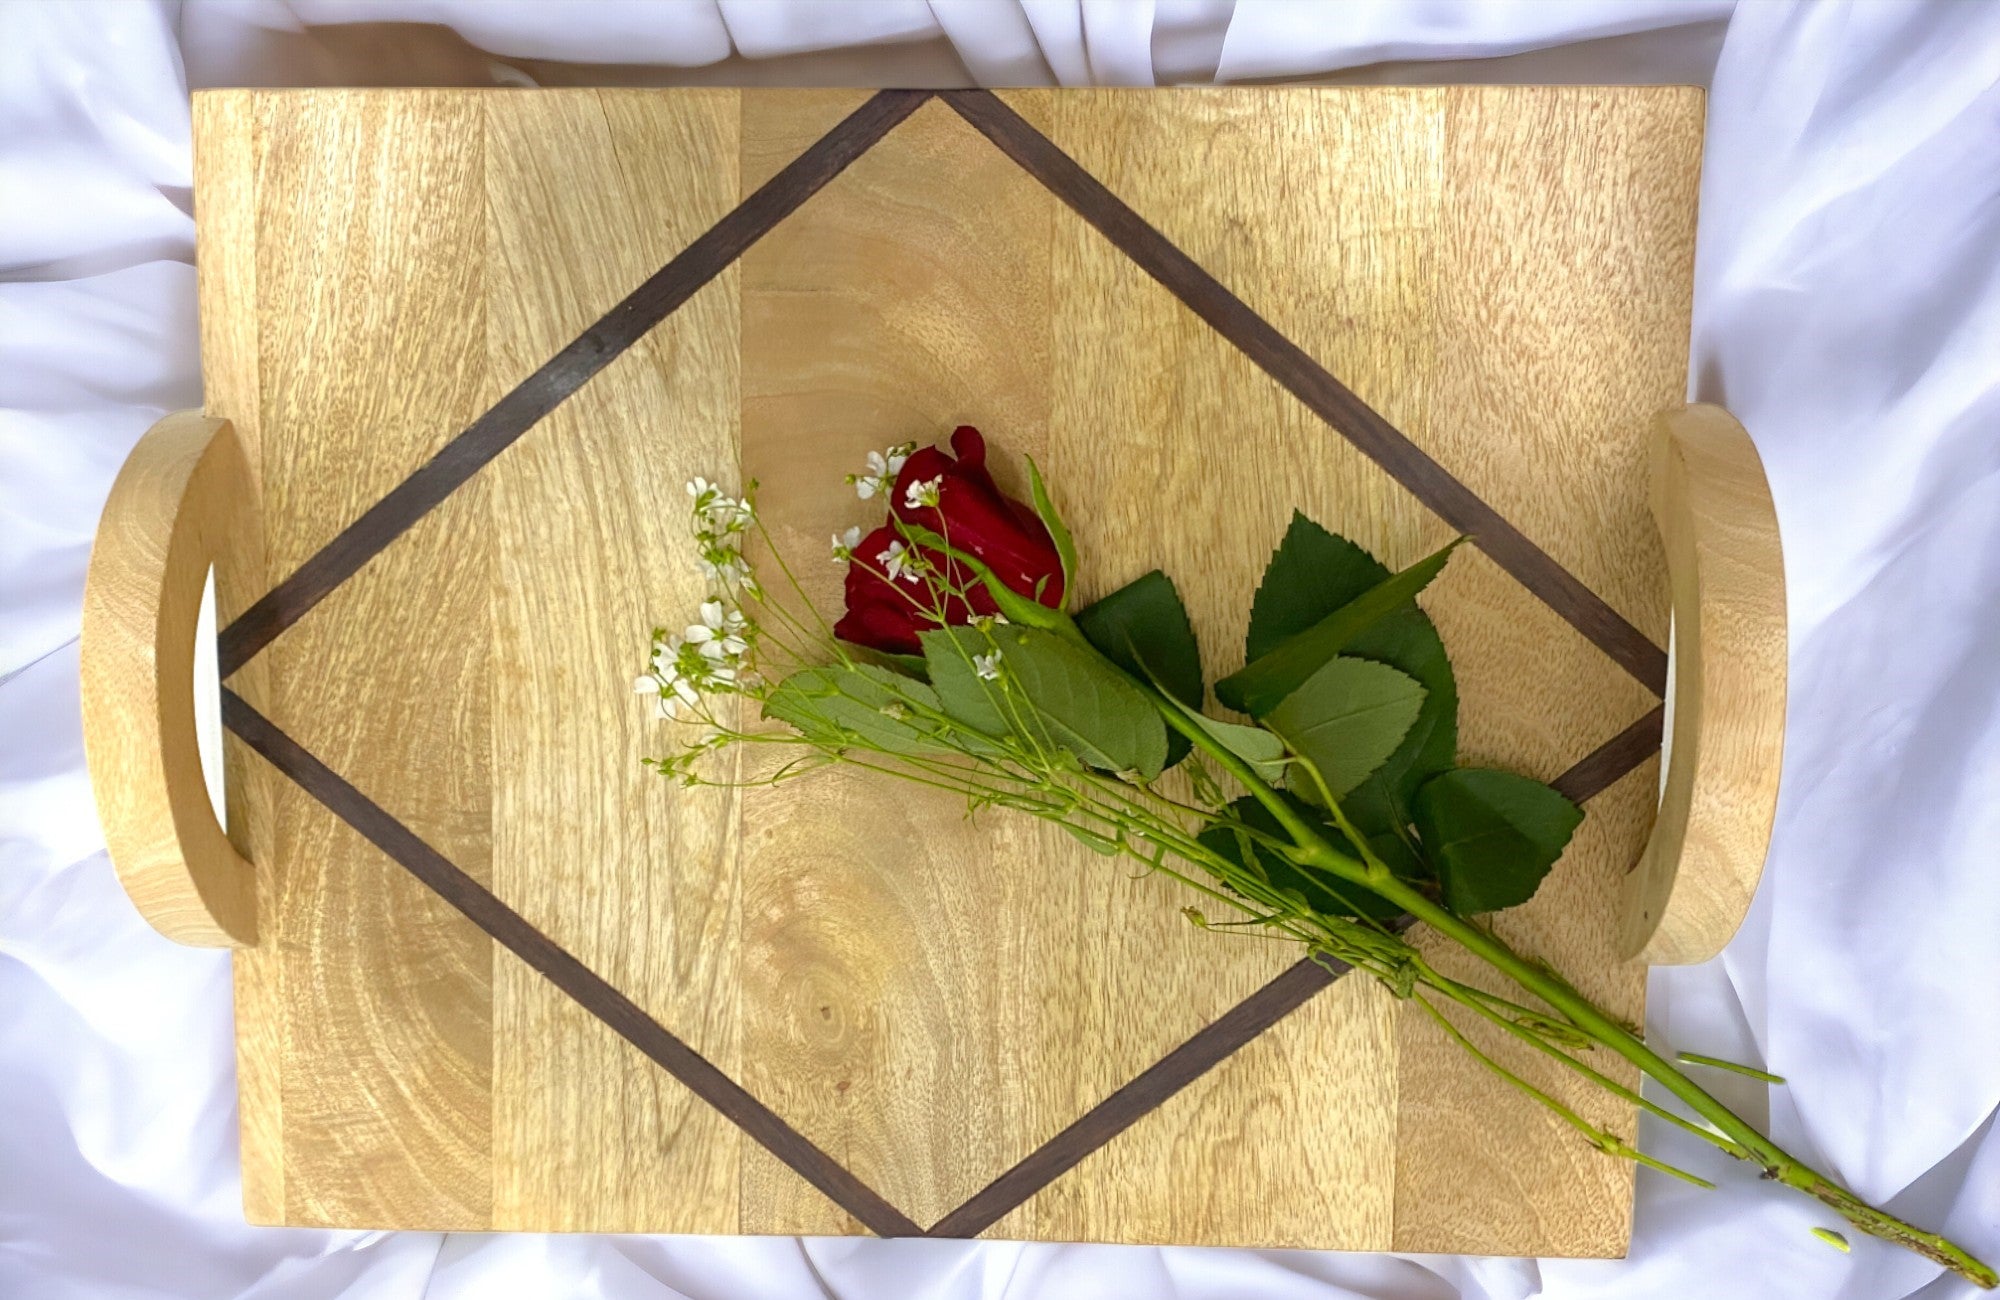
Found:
1620,404 -> 1786,964
82,411 -> 260,947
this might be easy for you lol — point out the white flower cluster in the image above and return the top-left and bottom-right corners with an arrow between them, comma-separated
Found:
878,538 -> 920,583
845,441 -> 916,501
687,476 -> 758,595
636,599 -> 752,721
636,478 -> 762,723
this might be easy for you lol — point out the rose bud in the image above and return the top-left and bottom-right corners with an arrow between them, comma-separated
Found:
833,426 -> 1065,655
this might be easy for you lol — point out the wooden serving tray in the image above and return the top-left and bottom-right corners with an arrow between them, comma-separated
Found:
81,86 -> 1787,1255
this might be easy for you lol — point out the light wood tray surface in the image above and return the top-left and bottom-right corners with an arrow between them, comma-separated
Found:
188,85 -> 1703,1252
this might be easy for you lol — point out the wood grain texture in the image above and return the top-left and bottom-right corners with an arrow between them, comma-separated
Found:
216,90 -> 927,678
1390,86 -> 1698,1257
81,411 -> 260,946
1622,404 -> 1785,965
1029,88 -> 1691,1254
240,89 -> 495,1228
947,89 -> 1668,696
1025,86 -> 1433,1247
177,86 -> 1711,1251
482,89 -> 745,1233
194,89 -> 286,1222
738,90 -> 1088,1234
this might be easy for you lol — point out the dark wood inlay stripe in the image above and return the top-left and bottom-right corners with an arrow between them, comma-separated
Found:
940,89 -> 1668,698
927,950 -> 1356,1238
929,716 -> 1659,1234
218,88 -> 935,680
228,665 -> 1655,1238
212,87 -> 1677,1240
1553,703 -> 1666,806
221,688 -> 924,1238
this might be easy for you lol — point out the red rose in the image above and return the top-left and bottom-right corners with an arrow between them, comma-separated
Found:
834,426 -> 1066,656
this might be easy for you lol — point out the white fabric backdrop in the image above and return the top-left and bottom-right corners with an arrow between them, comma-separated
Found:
4,2 -> 1997,1296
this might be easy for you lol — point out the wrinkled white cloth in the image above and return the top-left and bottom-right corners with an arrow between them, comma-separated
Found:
4,2 -> 1998,1297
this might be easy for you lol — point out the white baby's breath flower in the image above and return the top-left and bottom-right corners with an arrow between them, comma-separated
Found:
716,495 -> 754,533
687,479 -> 759,593
685,599 -> 749,659
663,673 -> 701,718
974,651 -> 1003,681
831,525 -> 862,563
642,600 -> 756,724
697,542 -> 755,592
650,474 -> 772,722
847,442 -> 920,501
879,539 -> 915,583
651,658 -> 704,719
903,476 -> 943,510
635,669 -> 688,721
849,451 -> 893,500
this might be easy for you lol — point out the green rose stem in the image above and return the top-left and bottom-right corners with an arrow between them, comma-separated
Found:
686,502 -> 1992,1284
937,567 -> 1995,1286
1130,644 -> 1995,1286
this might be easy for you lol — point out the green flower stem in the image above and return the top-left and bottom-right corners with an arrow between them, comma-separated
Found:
1092,641 -> 1996,1286
1678,1051 -> 1787,1084
747,505 -> 847,649
1414,991 -> 1716,1190
1421,965 -> 1750,1157
687,527 -> 1992,1284
1391,884 -> 1994,1284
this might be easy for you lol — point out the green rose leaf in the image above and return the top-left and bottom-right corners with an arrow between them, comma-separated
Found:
1264,656 -> 1425,802
923,624 -> 1169,780
922,627 -> 1014,737
1243,513 -> 1386,660
1232,513 -> 1459,836
1076,570 -> 1202,704
1197,793 -> 1402,920
1076,569 -> 1202,768
1413,767 -> 1584,915
763,664 -> 952,756
855,648 -> 931,682
1338,609 -> 1457,846
1356,825 -> 1423,883
1171,705 -> 1290,786
1218,532 -> 1461,718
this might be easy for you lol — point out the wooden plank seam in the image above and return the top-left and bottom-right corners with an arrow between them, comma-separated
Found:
215,87 -> 1669,1236
221,688 -> 924,1237
940,90 -> 1669,698
216,88 -> 936,679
